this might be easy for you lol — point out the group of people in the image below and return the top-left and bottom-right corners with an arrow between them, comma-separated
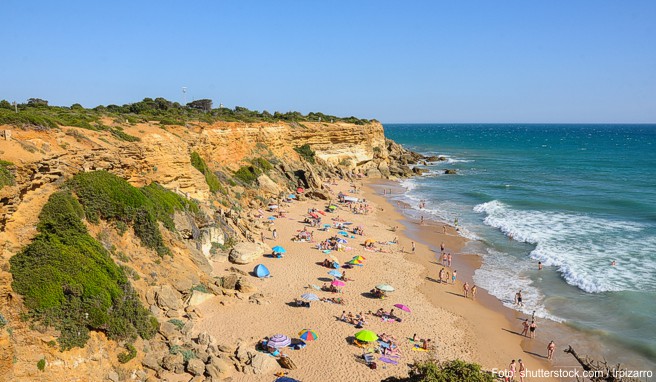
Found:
437,267 -> 457,285
339,311 -> 368,328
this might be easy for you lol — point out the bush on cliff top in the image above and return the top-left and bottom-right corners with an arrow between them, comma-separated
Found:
9,191 -> 158,350
66,171 -> 198,256
383,359 -> 495,382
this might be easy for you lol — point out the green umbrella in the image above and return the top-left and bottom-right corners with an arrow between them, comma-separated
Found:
375,284 -> 395,292
354,330 -> 379,343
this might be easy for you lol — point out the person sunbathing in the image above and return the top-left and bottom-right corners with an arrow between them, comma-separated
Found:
374,308 -> 385,317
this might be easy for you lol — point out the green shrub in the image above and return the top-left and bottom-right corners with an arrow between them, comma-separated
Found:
0,160 -> 15,190
67,171 -> 197,256
167,318 -> 185,330
169,345 -> 196,363
251,157 -> 273,172
37,358 -> 46,372
117,343 -> 137,363
190,152 -> 225,194
294,144 -> 316,164
110,128 -> 141,142
9,191 -> 157,350
190,284 -> 209,293
234,166 -> 259,184
0,313 -> 7,327
388,359 -> 495,382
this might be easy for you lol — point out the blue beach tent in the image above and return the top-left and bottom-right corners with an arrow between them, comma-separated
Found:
254,264 -> 271,278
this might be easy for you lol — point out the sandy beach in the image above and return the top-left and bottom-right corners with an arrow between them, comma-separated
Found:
193,178 -> 558,381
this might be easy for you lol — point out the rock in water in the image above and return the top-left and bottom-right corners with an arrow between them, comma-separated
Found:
444,169 -> 457,174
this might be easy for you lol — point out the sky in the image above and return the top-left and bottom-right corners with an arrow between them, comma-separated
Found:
2,1 -> 655,123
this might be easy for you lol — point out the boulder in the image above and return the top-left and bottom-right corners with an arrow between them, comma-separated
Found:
366,168 -> 382,178
222,274 -> 239,290
205,356 -> 233,380
256,174 -> 281,196
158,320 -> 181,341
250,353 -> 279,374
229,242 -> 270,264
444,169 -> 457,175
162,353 -> 185,373
188,290 -> 214,306
186,358 -> 205,376
412,167 -> 428,175
107,370 -> 119,382
377,161 -> 390,177
173,278 -> 193,294
156,285 -> 183,311
236,279 -> 256,294
142,351 -> 164,373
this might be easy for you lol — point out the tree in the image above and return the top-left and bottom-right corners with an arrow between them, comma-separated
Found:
27,98 -> 48,107
187,99 -> 212,112
0,100 -> 12,110
71,103 -> 83,110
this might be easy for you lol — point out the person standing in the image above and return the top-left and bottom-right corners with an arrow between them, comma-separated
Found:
471,284 -> 477,300
272,229 -> 278,240
518,359 -> 526,382
508,359 -> 517,382
440,242 -> 445,252
447,253 -> 452,267
442,253 -> 448,266
438,268 -> 445,283
260,231 -> 265,242
547,340 -> 556,360
520,319 -> 529,337
538,261 -> 543,270
451,270 -> 457,285
412,241 -> 416,253
529,320 -> 537,339
463,282 -> 470,298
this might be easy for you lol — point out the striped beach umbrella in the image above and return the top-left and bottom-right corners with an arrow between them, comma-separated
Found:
298,329 -> 318,341
301,293 -> 319,301
268,334 -> 291,348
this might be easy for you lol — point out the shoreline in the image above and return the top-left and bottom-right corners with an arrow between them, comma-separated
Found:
362,179 -> 561,372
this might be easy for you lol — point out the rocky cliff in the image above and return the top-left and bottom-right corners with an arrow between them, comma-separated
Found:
0,119 -> 426,381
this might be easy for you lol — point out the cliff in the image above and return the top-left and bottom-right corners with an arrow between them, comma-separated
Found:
0,118 -> 426,381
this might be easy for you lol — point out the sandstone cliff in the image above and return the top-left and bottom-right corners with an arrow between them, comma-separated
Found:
0,119 -> 424,381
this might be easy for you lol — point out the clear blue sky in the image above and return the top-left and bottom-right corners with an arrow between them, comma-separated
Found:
2,1 -> 655,123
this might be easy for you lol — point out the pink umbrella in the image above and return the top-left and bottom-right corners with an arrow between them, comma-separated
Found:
393,304 -> 411,313
331,280 -> 345,287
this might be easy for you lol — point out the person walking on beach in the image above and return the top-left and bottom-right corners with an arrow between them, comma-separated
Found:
272,229 -> 278,240
520,319 -> 529,337
445,271 -> 450,284
438,268 -> 445,283
443,225 -> 447,234
447,253 -> 452,267
471,284 -> 477,300
463,282 -> 469,298
515,290 -> 524,307
518,359 -> 526,382
547,340 -> 556,360
420,216 -> 424,225
529,320 -> 537,339
412,241 -> 416,253
442,253 -> 448,266
260,231 -> 265,242
440,242 -> 445,252
451,270 -> 457,285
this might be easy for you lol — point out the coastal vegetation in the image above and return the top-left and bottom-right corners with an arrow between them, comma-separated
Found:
294,144 -> 316,164
9,191 -> 158,350
190,151 -> 225,194
0,160 -> 15,190
233,157 -> 274,185
383,359 -> 495,382
0,96 -> 374,130
67,171 -> 198,256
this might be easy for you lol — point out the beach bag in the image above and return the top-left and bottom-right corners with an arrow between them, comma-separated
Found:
369,362 -> 377,369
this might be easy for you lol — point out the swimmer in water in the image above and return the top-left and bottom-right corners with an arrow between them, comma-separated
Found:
611,260 -> 616,266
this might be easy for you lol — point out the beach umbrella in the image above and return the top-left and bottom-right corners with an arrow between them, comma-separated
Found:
254,264 -> 270,278
331,280 -> 345,287
328,205 -> 337,210
352,255 -> 366,262
298,329 -> 318,341
337,230 -> 348,236
354,330 -> 379,343
364,239 -> 375,245
347,260 -> 364,266
336,238 -> 347,244
328,270 -> 342,278
288,194 -> 296,199
322,249 -> 332,254
272,246 -> 286,253
332,261 -> 340,269
375,284 -> 395,292
393,303 -> 411,313
301,293 -> 319,301
268,216 -> 276,220
276,377 -> 301,382
297,187 -> 304,193
268,334 -> 291,348
309,284 -> 321,291
323,224 -> 331,228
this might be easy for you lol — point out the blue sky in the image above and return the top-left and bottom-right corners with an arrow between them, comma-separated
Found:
2,1 -> 655,123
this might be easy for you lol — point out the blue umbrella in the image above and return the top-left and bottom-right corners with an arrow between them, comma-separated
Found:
288,194 -> 296,199
276,378 -> 301,382
323,224 -> 331,228
332,261 -> 340,269
272,246 -> 286,253
336,238 -> 347,244
328,270 -> 342,278
268,216 -> 276,220
254,264 -> 270,278
337,230 -> 348,236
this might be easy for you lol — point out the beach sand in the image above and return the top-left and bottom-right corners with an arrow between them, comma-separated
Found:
193,178 -> 558,381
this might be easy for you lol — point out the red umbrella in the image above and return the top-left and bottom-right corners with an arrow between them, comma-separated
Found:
393,304 -> 411,313
297,187 -> 304,193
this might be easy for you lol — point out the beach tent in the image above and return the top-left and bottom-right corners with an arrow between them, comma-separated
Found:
254,264 -> 270,278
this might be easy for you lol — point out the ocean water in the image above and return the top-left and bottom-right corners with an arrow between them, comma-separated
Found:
383,124 -> 656,367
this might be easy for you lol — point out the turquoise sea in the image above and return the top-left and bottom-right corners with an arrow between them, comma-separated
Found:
383,124 -> 656,369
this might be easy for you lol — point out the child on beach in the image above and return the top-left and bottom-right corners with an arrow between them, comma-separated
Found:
451,270 -> 457,284
447,253 -> 452,266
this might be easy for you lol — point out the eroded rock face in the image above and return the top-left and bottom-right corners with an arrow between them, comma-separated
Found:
156,285 -> 183,311
228,242 -> 270,264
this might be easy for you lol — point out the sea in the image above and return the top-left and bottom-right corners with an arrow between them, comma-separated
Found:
382,124 -> 656,370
